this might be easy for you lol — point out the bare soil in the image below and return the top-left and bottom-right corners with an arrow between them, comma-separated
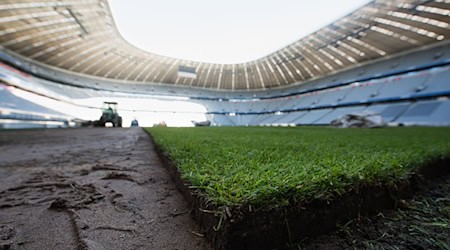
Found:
0,128 -> 210,250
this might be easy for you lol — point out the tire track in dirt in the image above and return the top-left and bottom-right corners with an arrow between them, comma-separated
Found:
0,128 -> 209,250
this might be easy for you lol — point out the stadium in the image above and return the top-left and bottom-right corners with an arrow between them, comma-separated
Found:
0,0 -> 449,249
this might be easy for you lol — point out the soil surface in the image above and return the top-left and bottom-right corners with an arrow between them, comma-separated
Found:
0,128 -> 210,250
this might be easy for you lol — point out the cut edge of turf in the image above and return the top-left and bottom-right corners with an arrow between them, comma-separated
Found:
146,131 -> 450,250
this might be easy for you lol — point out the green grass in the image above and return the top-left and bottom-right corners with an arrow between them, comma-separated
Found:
146,127 -> 450,207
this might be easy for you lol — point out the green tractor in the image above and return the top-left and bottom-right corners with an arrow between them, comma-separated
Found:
94,102 -> 122,127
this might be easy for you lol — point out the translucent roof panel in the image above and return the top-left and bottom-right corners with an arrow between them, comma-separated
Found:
0,0 -> 449,90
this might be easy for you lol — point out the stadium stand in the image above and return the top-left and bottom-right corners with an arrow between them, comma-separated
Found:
395,99 -> 450,126
202,43 -> 450,126
364,102 -> 411,123
314,106 -> 367,125
0,83 -> 70,128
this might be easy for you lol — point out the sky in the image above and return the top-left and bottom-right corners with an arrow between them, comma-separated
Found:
108,0 -> 372,64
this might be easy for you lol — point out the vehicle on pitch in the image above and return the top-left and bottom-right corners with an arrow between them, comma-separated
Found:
94,102 -> 122,127
130,118 -> 139,127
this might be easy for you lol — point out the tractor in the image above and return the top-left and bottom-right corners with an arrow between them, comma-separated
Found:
94,102 -> 122,127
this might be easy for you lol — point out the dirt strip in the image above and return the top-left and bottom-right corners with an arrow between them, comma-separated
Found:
150,131 -> 449,250
0,128 -> 210,250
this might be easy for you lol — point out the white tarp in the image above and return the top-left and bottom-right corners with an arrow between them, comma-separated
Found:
330,111 -> 386,128
192,120 -> 211,126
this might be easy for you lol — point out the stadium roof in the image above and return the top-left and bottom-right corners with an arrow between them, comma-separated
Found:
0,0 -> 449,91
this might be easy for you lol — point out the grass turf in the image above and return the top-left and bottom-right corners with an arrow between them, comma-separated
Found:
146,126 -> 450,207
